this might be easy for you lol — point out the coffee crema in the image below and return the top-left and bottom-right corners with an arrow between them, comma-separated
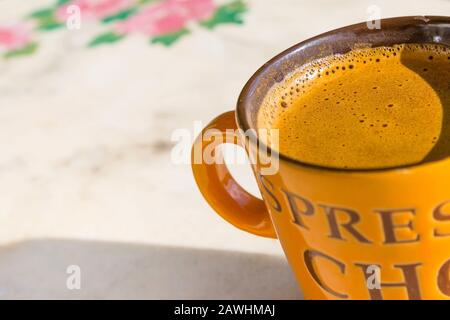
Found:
258,43 -> 450,169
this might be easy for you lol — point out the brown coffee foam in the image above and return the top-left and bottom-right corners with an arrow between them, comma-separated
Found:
258,44 -> 449,169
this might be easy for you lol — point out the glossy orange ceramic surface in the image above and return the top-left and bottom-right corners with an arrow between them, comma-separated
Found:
191,16 -> 450,300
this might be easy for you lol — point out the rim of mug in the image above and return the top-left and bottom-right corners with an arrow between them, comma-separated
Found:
236,15 -> 450,173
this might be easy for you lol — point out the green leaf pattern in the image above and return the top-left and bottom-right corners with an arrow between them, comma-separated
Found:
4,43 -> 39,59
88,31 -> 125,47
201,0 -> 247,29
151,28 -> 190,46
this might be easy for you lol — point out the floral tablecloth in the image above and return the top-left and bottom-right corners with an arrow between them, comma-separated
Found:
0,0 -> 448,299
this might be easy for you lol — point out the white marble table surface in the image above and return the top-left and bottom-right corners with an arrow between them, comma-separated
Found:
0,0 -> 448,299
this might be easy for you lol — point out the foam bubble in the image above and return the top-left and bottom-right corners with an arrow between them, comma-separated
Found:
257,43 -> 449,169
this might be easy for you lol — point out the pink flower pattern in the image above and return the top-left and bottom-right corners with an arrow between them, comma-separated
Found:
0,0 -> 246,57
116,0 -> 216,36
0,24 -> 32,50
56,0 -> 132,22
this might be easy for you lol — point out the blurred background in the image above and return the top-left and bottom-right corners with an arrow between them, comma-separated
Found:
0,0 -> 448,299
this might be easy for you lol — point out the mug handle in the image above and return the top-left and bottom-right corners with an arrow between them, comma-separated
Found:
191,111 -> 277,239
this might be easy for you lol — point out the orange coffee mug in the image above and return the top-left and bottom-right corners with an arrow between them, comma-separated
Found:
191,16 -> 450,300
